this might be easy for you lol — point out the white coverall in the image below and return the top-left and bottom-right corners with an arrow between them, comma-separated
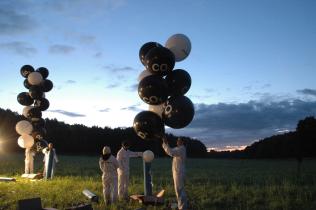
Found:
99,155 -> 119,205
42,148 -> 58,178
162,143 -> 188,210
25,148 -> 35,174
116,147 -> 142,199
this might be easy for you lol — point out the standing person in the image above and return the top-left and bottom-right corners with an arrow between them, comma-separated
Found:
99,146 -> 119,206
42,143 -> 58,179
117,141 -> 143,200
24,148 -> 35,174
162,136 -> 188,210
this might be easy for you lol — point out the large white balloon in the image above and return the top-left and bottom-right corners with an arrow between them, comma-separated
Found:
148,104 -> 164,118
15,120 -> 33,135
138,70 -> 153,82
165,34 -> 191,62
143,150 -> 154,162
22,106 -> 33,118
17,134 -> 34,148
28,72 -> 43,85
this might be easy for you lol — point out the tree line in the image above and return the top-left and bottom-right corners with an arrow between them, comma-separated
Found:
208,116 -> 316,158
0,108 -> 207,157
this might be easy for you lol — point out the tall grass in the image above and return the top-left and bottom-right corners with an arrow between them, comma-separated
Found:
0,154 -> 316,210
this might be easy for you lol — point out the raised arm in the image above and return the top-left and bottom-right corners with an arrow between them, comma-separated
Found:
127,150 -> 143,158
162,142 -> 182,157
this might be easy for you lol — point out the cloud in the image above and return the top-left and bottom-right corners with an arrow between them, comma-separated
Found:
49,44 -> 75,54
106,83 -> 120,89
168,99 -> 316,148
79,35 -> 96,44
99,108 -> 111,112
48,110 -> 85,117
121,104 -> 142,112
45,0 -> 127,18
125,84 -> 138,92
0,41 -> 37,56
242,85 -> 252,91
188,94 -> 212,100
0,6 -> 37,35
297,89 -> 316,97
94,52 -> 102,58
65,80 -> 76,84
103,65 -> 137,74
261,83 -> 271,89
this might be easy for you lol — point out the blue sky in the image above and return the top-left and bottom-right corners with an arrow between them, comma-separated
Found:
0,0 -> 315,150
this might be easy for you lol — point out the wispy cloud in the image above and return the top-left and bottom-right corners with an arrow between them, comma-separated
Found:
103,65 -> 137,74
94,52 -> 102,58
0,41 -> 37,56
125,84 -> 138,92
49,44 -> 75,54
121,104 -> 142,112
65,80 -> 76,84
48,110 -> 85,117
99,108 -> 111,112
79,35 -> 96,44
106,83 -> 120,89
261,83 -> 271,89
297,89 -> 316,97
0,7 -> 37,35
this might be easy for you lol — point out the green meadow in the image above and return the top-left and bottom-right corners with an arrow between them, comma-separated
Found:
0,154 -> 316,210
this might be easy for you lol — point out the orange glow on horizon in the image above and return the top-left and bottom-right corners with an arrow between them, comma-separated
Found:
208,145 -> 247,152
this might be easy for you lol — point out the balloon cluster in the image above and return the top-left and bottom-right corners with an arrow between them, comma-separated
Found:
133,34 -> 195,140
16,65 -> 53,151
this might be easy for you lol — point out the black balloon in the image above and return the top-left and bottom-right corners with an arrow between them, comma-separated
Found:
17,92 -> 33,106
162,95 -> 194,129
138,75 -> 168,105
34,98 -> 50,111
32,139 -> 48,152
32,118 -> 46,129
29,85 -> 43,99
31,127 -> 47,141
41,79 -> 53,92
165,69 -> 191,96
27,107 -> 42,119
133,111 -> 165,140
145,47 -> 175,76
20,65 -> 34,78
36,67 -> 49,79
139,42 -> 162,65
23,79 -> 32,89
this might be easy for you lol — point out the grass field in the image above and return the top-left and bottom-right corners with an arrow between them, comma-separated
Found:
0,154 -> 316,210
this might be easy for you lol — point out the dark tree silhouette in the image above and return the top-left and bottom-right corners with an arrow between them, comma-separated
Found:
0,108 -> 207,157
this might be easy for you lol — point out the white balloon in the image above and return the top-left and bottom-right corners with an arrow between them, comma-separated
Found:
28,72 -> 43,85
17,134 -> 34,148
143,150 -> 154,162
165,34 -> 191,62
138,70 -> 153,82
15,120 -> 33,135
22,106 -> 33,118
148,104 -> 164,118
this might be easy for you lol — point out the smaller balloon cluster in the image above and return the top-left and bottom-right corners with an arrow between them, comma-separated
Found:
16,65 -> 53,151
133,34 -> 194,140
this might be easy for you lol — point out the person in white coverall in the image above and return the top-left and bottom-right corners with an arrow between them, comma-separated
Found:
162,136 -> 188,210
117,141 -> 142,200
42,143 -> 58,178
99,146 -> 119,205
25,148 -> 35,174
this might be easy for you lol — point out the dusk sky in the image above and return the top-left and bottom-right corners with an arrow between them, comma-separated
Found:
1,0 -> 315,150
